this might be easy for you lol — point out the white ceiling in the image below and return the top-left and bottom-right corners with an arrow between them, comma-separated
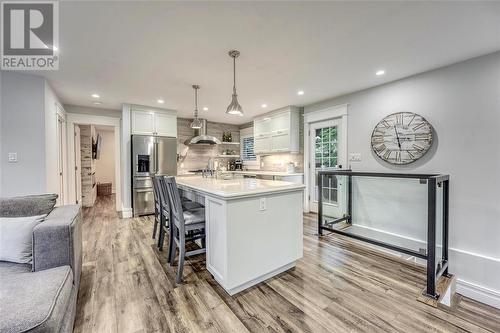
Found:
30,1 -> 500,124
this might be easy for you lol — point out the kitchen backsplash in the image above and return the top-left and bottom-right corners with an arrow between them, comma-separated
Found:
177,118 -> 240,173
258,152 -> 304,172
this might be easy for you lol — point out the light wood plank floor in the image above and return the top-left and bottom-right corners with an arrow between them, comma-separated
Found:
74,196 -> 500,333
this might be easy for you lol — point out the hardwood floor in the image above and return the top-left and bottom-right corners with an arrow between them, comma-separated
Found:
74,196 -> 500,333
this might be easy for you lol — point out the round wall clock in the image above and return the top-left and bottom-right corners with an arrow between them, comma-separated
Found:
371,112 -> 433,165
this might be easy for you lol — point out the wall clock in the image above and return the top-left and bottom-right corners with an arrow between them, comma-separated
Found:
371,112 -> 433,165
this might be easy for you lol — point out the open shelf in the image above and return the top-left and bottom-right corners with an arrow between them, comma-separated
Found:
219,142 -> 240,145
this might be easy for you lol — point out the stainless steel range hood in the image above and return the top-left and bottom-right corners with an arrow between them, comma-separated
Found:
184,119 -> 221,145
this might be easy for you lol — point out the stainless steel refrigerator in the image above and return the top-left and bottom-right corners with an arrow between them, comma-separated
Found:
132,135 -> 177,216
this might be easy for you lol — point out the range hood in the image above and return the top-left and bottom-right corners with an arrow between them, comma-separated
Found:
184,119 -> 221,145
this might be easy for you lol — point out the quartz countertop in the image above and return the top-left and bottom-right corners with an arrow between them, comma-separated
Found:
175,176 -> 305,199
224,170 -> 304,177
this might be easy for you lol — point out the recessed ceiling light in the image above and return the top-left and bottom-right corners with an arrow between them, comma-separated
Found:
157,99 -> 164,104
376,70 -> 385,76
297,90 -> 304,96
261,104 -> 267,108
203,107 -> 209,111
93,101 -> 102,105
91,93 -> 100,98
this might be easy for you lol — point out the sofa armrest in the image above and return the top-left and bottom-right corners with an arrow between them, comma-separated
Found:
32,205 -> 82,288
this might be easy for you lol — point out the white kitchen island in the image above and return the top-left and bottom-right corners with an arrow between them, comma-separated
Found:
176,176 -> 305,295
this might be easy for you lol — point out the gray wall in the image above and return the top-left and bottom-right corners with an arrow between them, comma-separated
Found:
304,51 -> 500,306
1,72 -> 47,197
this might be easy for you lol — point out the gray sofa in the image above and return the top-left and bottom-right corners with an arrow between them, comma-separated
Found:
0,194 -> 82,333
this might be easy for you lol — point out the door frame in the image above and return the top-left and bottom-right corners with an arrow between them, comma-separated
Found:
303,104 -> 348,213
74,125 -> 82,205
66,113 -> 122,212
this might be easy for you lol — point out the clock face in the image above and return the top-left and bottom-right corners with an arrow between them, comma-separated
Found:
371,112 -> 433,165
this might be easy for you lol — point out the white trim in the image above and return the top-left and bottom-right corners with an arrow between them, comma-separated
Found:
66,113 -> 122,213
303,104 -> 348,212
120,207 -> 133,218
457,279 -> 500,309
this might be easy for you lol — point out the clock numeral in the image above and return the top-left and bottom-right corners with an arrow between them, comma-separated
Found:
415,133 -> 431,141
372,136 -> 384,143
407,150 -> 415,160
412,122 -> 426,131
413,144 -> 424,152
383,150 -> 391,159
396,114 -> 403,125
374,144 -> 386,152
407,114 -> 416,126
381,120 -> 391,128
395,151 -> 402,163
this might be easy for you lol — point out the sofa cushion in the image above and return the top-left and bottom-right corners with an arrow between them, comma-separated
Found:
0,262 -> 73,333
0,194 -> 58,218
0,215 -> 46,264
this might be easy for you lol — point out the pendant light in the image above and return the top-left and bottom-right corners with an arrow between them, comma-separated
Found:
190,85 -> 202,129
226,50 -> 243,116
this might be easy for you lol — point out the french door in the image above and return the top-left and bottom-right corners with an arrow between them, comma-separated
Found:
309,119 -> 345,215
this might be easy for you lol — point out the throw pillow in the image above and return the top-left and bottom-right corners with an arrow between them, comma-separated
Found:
0,214 -> 46,264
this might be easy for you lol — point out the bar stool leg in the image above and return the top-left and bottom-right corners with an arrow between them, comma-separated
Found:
176,236 -> 186,283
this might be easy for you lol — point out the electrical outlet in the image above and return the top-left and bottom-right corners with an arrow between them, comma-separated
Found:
8,152 -> 18,163
349,153 -> 361,162
259,198 -> 266,211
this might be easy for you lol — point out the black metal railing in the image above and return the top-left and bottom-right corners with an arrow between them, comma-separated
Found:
317,170 -> 450,299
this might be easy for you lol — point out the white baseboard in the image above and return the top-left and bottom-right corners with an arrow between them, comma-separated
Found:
120,207 -> 133,218
457,279 -> 500,309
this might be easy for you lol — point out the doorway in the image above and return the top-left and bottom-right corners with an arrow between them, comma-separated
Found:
304,104 -> 348,213
74,125 -> 82,205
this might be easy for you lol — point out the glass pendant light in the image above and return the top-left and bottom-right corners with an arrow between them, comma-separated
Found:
190,85 -> 202,129
226,50 -> 243,116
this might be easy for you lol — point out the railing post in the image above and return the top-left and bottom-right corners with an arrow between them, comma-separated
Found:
318,172 -> 323,236
426,177 -> 438,299
443,179 -> 450,276
348,175 -> 352,223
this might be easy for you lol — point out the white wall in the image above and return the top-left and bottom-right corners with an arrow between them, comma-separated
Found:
304,51 -> 500,307
64,104 -> 121,118
95,129 -> 116,192
0,72 -> 47,197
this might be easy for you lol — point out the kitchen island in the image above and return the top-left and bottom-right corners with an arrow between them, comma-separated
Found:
176,176 -> 305,295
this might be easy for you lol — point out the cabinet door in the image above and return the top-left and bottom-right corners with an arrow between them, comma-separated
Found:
270,112 -> 290,133
132,111 -> 155,135
254,118 -> 272,137
254,136 -> 272,154
271,131 -> 290,152
154,113 -> 177,137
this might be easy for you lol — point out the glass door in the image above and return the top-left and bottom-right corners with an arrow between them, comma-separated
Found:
309,119 -> 344,214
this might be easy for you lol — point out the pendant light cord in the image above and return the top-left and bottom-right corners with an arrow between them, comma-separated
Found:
233,56 -> 237,95
194,86 -> 199,119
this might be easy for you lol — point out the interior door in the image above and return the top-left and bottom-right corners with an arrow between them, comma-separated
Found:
309,119 -> 344,215
74,125 -> 82,205
56,115 -> 65,206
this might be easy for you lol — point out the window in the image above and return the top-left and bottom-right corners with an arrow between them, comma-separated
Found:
241,136 -> 256,161
314,125 -> 338,205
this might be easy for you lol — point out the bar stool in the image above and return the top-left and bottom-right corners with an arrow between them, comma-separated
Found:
156,176 -> 204,253
164,176 -> 206,283
152,176 -> 162,240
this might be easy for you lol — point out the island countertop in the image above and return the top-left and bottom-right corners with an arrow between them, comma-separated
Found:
175,176 -> 305,199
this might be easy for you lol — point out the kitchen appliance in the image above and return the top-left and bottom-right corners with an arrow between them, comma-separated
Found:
234,159 -> 243,171
228,161 -> 236,171
184,119 -> 221,145
132,135 -> 177,216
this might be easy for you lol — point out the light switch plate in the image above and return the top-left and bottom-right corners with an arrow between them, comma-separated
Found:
259,198 -> 266,211
349,153 -> 362,162
8,152 -> 18,163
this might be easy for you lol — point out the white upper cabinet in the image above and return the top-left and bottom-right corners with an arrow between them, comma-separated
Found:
253,106 -> 300,154
154,112 -> 177,137
131,108 -> 177,137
